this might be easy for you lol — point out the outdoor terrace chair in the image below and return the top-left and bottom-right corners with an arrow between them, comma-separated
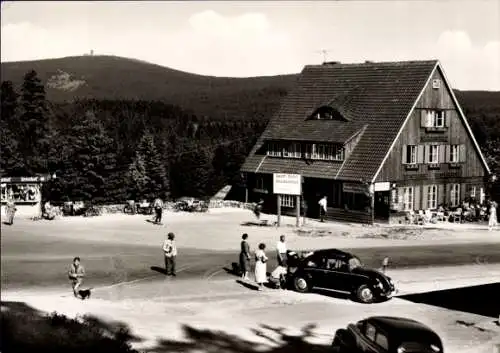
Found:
453,208 -> 462,223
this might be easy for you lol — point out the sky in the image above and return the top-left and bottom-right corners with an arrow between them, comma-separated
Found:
1,0 -> 499,90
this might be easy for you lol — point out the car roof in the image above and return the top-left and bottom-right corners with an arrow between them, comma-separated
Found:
307,248 -> 353,259
365,316 -> 440,342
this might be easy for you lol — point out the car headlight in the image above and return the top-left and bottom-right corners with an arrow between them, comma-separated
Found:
430,344 -> 441,352
397,347 -> 406,353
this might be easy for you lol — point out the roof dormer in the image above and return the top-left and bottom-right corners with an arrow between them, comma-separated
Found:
309,106 -> 348,121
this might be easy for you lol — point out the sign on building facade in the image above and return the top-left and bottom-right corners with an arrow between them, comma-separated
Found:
273,173 -> 302,195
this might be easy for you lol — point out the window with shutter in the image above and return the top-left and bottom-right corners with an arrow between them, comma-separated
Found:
427,185 -> 438,209
450,184 -> 460,207
445,145 -> 451,163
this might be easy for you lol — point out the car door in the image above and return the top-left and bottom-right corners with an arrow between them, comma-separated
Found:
320,257 -> 352,292
301,254 -> 328,288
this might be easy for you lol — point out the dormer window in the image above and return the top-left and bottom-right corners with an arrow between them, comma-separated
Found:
267,142 -> 282,157
310,106 -> 346,121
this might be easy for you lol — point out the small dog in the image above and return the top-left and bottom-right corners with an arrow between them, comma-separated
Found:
78,288 -> 92,300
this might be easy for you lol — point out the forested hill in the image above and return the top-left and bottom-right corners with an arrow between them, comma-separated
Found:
0,55 -> 296,121
2,56 -> 499,127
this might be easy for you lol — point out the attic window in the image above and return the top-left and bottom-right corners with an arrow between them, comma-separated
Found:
311,106 -> 344,121
432,79 -> 441,89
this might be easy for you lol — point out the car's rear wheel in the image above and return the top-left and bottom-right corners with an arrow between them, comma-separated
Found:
293,276 -> 310,293
356,285 -> 374,303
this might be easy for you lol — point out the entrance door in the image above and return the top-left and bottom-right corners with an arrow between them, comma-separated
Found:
374,191 -> 390,221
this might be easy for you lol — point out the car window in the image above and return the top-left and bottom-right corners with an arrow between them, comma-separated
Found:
326,258 -> 348,271
348,257 -> 362,269
375,333 -> 389,350
365,323 -> 376,341
305,256 -> 320,268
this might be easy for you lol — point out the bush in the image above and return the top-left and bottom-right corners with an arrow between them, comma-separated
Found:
1,304 -> 137,353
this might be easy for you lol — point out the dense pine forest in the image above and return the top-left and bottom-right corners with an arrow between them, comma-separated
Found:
1,57 -> 500,202
1,70 -> 269,202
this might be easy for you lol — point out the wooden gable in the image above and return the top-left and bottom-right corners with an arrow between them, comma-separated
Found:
374,64 -> 489,183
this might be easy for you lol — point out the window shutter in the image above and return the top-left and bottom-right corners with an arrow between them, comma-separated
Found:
439,145 -> 445,163
397,187 -> 404,211
445,145 -> 451,163
438,184 -> 445,206
414,185 -> 421,210
444,111 -> 450,127
417,145 -> 424,164
402,145 -> 407,164
459,144 -> 466,163
421,186 -> 428,211
423,145 -> 429,164
427,111 -> 434,127
445,184 -> 451,206
420,110 -> 428,127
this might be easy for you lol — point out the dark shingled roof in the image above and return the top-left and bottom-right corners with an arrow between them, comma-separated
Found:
241,60 -> 438,181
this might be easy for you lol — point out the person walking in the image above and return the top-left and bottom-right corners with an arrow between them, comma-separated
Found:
276,235 -> 288,267
254,243 -> 268,290
153,197 -> 164,224
318,196 -> 327,222
68,257 -> 85,298
239,233 -> 251,280
163,232 -> 178,276
488,201 -> 498,231
5,197 -> 16,225
253,199 -> 264,220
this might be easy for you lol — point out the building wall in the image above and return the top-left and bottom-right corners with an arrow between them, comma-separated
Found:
375,67 -> 487,209
246,173 -> 373,223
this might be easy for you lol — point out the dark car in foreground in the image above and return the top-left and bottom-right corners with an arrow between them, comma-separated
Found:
286,249 -> 395,303
331,316 -> 444,353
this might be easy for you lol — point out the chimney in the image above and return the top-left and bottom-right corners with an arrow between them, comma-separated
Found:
323,61 -> 341,65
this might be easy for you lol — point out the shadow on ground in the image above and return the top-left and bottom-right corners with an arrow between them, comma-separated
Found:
1,301 -> 332,353
148,323 -> 332,353
150,266 -> 167,275
399,283 -> 500,318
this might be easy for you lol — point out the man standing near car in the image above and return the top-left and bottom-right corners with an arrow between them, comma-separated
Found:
153,197 -> 164,224
276,235 -> 288,266
163,232 -> 177,276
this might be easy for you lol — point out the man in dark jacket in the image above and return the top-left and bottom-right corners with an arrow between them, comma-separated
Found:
68,257 -> 85,298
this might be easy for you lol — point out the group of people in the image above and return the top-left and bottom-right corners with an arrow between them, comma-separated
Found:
240,233 -> 290,290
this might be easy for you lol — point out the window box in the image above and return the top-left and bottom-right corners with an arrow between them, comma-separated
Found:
427,163 -> 440,170
448,163 -> 461,169
425,127 -> 447,133
405,164 -> 419,171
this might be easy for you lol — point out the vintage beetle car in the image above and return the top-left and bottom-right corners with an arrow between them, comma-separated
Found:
331,316 -> 444,353
286,249 -> 395,303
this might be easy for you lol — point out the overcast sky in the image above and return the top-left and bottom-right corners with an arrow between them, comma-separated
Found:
1,0 -> 499,90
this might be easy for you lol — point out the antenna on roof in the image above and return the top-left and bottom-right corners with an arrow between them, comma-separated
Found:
314,48 -> 331,64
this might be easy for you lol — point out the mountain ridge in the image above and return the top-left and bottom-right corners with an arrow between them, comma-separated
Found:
2,55 -> 499,121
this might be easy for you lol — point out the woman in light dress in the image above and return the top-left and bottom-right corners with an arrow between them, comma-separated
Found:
254,243 -> 268,290
488,201 -> 498,231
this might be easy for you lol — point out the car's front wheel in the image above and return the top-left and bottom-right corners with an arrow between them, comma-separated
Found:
356,285 -> 374,303
293,276 -> 310,293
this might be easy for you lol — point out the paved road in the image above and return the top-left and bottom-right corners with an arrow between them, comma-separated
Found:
2,235 -> 500,291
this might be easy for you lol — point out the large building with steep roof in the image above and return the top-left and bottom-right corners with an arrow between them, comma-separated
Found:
240,59 -> 491,224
